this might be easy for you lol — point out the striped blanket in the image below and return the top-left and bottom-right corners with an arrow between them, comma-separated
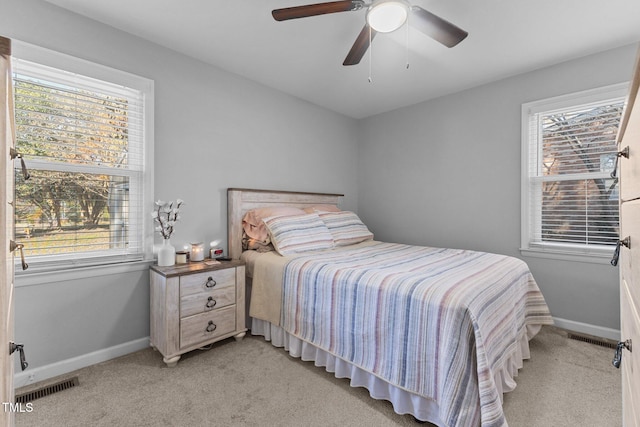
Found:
280,242 -> 552,427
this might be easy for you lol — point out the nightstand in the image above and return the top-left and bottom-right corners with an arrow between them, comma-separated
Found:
149,260 -> 246,367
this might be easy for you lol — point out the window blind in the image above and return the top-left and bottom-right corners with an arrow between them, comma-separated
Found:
12,58 -> 147,268
525,94 -> 624,255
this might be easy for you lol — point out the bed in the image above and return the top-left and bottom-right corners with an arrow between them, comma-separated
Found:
227,188 -> 553,427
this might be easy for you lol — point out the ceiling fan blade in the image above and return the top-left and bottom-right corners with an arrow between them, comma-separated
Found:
343,25 -> 377,66
410,6 -> 468,48
272,0 -> 363,21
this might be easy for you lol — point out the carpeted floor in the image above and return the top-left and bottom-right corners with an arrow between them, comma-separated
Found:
15,326 -> 620,427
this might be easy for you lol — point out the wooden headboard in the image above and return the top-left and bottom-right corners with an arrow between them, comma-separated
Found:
227,188 -> 344,260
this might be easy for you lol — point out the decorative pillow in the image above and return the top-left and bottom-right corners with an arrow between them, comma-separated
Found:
263,213 -> 334,255
302,204 -> 341,214
319,211 -> 373,246
242,206 -> 306,249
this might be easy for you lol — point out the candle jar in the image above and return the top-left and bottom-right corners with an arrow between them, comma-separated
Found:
175,251 -> 188,264
190,242 -> 204,262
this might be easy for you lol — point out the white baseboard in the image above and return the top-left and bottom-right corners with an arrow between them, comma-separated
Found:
552,317 -> 620,341
14,337 -> 150,389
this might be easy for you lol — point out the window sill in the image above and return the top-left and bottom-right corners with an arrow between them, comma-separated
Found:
519,247 -> 615,265
14,259 -> 155,287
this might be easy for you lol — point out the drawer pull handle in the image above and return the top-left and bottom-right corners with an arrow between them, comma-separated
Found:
9,342 -> 28,371
205,277 -> 216,288
10,240 -> 29,270
206,321 -> 217,333
10,148 -> 31,181
612,339 -> 632,368
205,297 -> 217,309
610,145 -> 629,179
610,236 -> 630,266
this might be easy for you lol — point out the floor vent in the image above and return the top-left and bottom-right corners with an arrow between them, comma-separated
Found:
567,332 -> 617,349
15,377 -> 79,403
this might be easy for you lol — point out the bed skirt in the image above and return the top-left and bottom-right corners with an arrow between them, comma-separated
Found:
250,318 -> 542,426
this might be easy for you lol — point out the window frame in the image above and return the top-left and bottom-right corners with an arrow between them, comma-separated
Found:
12,41 -> 154,274
520,83 -> 627,264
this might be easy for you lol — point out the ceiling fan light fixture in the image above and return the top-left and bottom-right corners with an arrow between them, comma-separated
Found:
366,0 -> 409,33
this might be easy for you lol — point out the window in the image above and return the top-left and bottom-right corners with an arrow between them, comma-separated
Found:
12,44 -> 154,271
521,84 -> 626,262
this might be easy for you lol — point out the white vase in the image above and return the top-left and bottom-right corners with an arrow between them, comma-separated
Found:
158,238 -> 176,267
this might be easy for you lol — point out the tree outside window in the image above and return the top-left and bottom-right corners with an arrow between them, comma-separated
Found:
12,57 -> 149,267
522,84 -> 626,260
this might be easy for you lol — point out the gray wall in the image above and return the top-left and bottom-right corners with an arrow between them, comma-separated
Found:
357,44 -> 637,332
3,0 -> 359,375
15,266 -> 149,365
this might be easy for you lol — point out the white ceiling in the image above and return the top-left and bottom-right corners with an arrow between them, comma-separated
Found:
43,0 -> 640,119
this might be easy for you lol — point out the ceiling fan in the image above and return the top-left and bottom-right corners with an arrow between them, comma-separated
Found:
272,0 -> 468,66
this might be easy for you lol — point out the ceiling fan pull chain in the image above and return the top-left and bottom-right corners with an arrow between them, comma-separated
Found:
368,25 -> 372,83
406,12 -> 410,69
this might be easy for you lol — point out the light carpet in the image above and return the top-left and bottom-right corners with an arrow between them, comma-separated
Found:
15,326 -> 621,426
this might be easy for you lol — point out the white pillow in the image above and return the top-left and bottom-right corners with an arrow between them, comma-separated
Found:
263,213 -> 334,255
319,211 -> 373,246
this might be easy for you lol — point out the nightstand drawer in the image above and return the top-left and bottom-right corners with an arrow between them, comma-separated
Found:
180,305 -> 236,349
180,268 -> 236,297
180,285 -> 236,318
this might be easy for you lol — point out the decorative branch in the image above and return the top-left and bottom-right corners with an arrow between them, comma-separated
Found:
151,199 -> 183,239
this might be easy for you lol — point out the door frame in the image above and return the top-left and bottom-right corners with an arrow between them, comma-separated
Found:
1,35 -> 15,427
